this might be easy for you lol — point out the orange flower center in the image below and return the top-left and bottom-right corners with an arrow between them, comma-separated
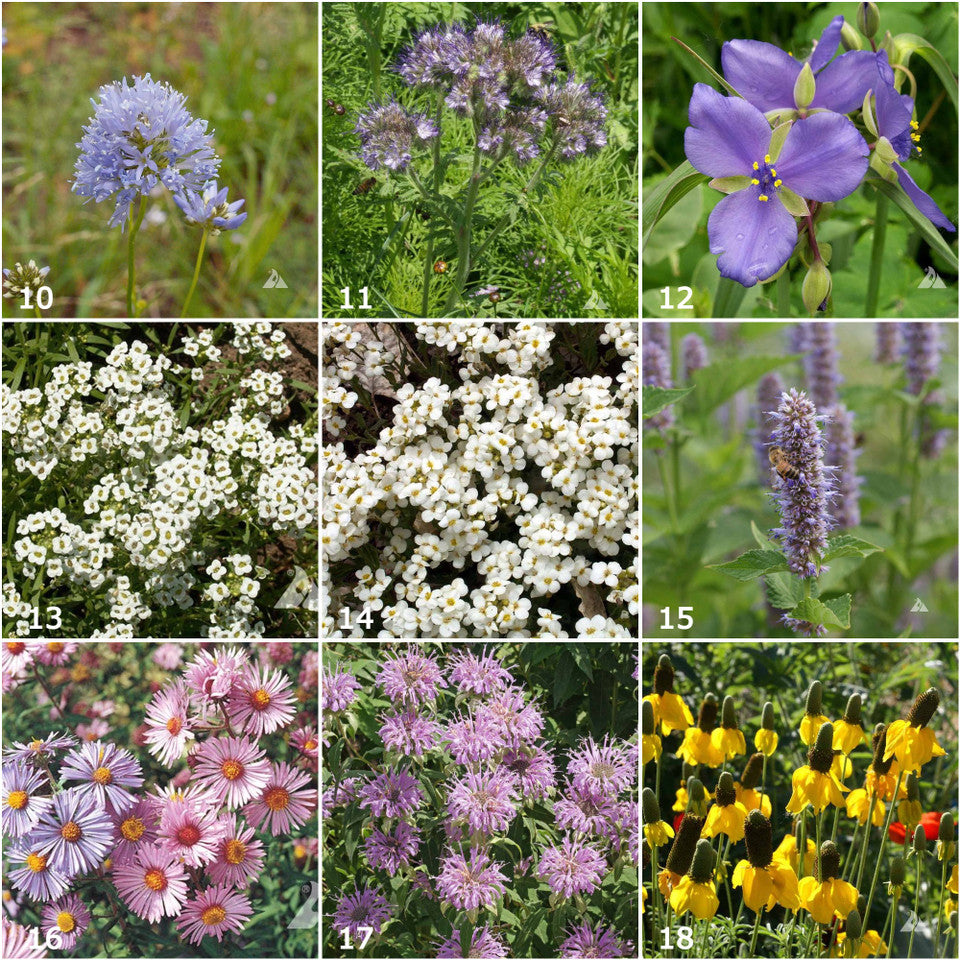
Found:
221,759 -> 244,781
121,817 -> 145,841
56,911 -> 76,933
201,905 -> 227,926
176,825 -> 201,846
47,642 -> 65,654
7,790 -> 29,810
167,716 -> 183,735
225,839 -> 247,864
26,853 -> 47,873
61,821 -> 82,842
250,688 -> 271,711
6,642 -> 26,655
144,868 -> 167,891
264,787 -> 290,811
92,766 -> 113,785
29,740 -> 44,751
303,740 -> 317,751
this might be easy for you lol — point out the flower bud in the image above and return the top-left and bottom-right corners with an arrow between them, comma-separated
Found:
716,772 -> 736,806
802,259 -> 832,315
805,680 -> 823,716
665,814 -> 704,876
741,753 -> 764,790
761,702 -> 775,730
653,654 -> 675,694
938,811 -> 954,842
686,778 -> 709,816
889,856 -> 906,886
642,788 -> 662,825
809,721 -> 835,773
690,838 -> 716,882
858,2 -> 880,38
846,908 -> 862,941
793,62 -> 816,110
912,824 -> 927,854
642,698 -> 655,735
842,694 -> 862,725
841,20 -> 864,51
720,695 -> 738,729
862,90 -> 878,136
905,772 -> 919,801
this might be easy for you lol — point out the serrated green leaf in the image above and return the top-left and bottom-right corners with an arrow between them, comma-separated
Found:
790,595 -> 851,629
822,534 -> 884,562
711,549 -> 789,581
643,384 -> 694,418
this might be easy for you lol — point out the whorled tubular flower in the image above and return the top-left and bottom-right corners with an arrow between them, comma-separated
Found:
173,180 -> 247,235
2,261 -> 50,300
902,322 -> 940,395
536,80 -> 607,159
823,403 -> 861,528
72,74 -> 220,228
642,341 -> 674,431
756,371 -> 785,484
875,322 -> 901,364
768,387 -> 835,580
804,322 -> 840,408
643,321 -> 669,352
681,333 -> 708,381
354,100 -> 439,171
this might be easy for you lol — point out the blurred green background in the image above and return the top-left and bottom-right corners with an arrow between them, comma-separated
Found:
2,2 -> 318,318
642,2 -> 959,318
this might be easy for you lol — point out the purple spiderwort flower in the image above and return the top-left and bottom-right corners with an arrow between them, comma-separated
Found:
871,52 -> 956,232
685,84 -> 869,286
722,16 -> 877,115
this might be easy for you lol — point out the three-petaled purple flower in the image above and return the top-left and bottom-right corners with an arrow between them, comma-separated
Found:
685,83 -> 868,286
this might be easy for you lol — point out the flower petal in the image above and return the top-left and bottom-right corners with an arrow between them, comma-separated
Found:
721,40 -> 799,112
809,16 -> 844,73
812,50 -> 880,113
893,163 -> 957,232
774,112 -> 868,201
708,188 -> 798,287
684,83 -> 772,177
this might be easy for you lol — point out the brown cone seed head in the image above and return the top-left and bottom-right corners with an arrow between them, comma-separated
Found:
741,753 -> 764,790
907,688 -> 940,728
744,810 -> 773,868
665,815 -> 704,876
654,655 -> 675,695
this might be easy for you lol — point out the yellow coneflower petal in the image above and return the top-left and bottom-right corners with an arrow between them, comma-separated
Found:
755,728 -> 778,756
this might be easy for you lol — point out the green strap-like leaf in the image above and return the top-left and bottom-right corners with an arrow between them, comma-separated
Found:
642,160 -> 708,247
894,33 -> 958,114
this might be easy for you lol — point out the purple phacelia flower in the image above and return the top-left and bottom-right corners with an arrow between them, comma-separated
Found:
643,340 -> 674,430
536,79 -> 607,159
824,403 -> 861,528
902,322 -> 940,395
804,322 -> 841,408
684,83 -> 868,287
73,74 -> 220,229
875,322 -> 901,363
355,100 -> 439,172
768,388 -> 834,581
681,333 -> 708,380
756,371 -> 785,484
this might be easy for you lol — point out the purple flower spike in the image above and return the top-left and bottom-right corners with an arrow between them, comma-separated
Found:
355,101 -> 439,172
755,371 -> 784,483
722,16 -> 878,115
768,388 -> 834,581
902,322 -> 940,394
643,340 -> 673,431
875,322 -> 901,363
824,403 -> 861,528
685,83 -> 868,286
804,322 -> 840,408
681,333 -> 708,380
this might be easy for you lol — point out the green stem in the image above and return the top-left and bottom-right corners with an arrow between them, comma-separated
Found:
886,890 -> 900,957
935,856 -> 948,956
126,197 -> 147,317
865,189 -> 889,316
907,854 -> 921,957
419,97 -> 444,317
181,226 -> 211,318
750,907 -> 763,956
855,794 -> 879,889
445,133 -> 484,313
798,810 -> 807,880
863,771 -> 904,929
777,268 -> 791,316
656,449 -> 679,533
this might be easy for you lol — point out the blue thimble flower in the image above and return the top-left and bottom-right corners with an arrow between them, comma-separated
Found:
72,74 -> 220,229
174,181 -> 247,235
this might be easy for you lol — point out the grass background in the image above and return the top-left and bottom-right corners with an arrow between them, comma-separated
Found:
321,1 -> 639,319
2,2 -> 318,318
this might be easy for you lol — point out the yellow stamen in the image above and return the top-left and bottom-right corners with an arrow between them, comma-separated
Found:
752,161 -> 759,170
774,179 -> 782,187
764,154 -> 772,163
751,178 -> 760,185
910,120 -> 919,129
758,194 -> 770,202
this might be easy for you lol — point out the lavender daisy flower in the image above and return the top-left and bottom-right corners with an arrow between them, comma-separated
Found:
355,100 -> 439,172
109,798 -> 159,866
902,322 -> 941,394
207,813 -> 265,887
768,388 -> 834,582
500,744 -> 556,800
824,403 -> 861,529
158,798 -> 225,867
379,710 -> 440,757
73,74 -> 220,229
476,687 -> 543,749
32,788 -> 114,876
447,768 -> 518,834
363,821 -> 421,875
322,666 -> 361,713
756,371 -> 785,484
332,886 -> 392,939
7,845 -> 71,902
537,836 -> 607,898
3,731 -> 77,765
59,740 -> 144,815
436,847 -> 507,911
40,893 -> 90,953
536,80 -> 607,159
444,712 -> 503,763
447,648 -> 513,694
173,180 -> 247,235
560,920 -> 634,958
804,322 -> 840,408
681,333 -> 708,381
568,735 -> 633,798
875,322 -> 902,363
436,924 -> 508,958
377,649 -> 444,706
358,768 -> 422,818
1,762 -> 50,838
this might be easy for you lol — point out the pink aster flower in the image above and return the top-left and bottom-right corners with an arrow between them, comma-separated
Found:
143,680 -> 195,767
74,719 -> 109,743
299,650 -> 318,690
193,736 -> 271,809
152,643 -> 184,670
3,732 -> 77,766
32,642 -> 79,667
289,725 -> 319,763
1,642 -> 33,675
259,641 -> 294,665
1,915 -> 47,959
447,768 -> 518,834
59,741 -> 144,815
158,799 -> 225,867
176,884 -> 252,945
207,813 -> 265,887
109,798 -> 159,865
40,893 -> 90,952
226,662 -> 296,737
7,845 -> 70,902
2,762 -> 51,838
436,847 -> 506,911
112,843 -> 189,923
537,836 -> 607,898
183,646 -> 249,704
243,761 -> 316,836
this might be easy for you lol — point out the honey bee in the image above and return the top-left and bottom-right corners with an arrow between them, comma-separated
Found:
353,177 -> 377,195
769,446 -> 801,482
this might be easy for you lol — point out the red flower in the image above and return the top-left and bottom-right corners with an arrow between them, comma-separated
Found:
889,810 -> 941,844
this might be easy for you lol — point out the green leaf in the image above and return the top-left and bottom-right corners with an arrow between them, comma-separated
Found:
642,384 -> 694,418
894,33 -> 958,115
822,534 -> 884,562
685,354 -> 797,419
867,176 -> 958,271
570,643 -> 594,680
671,36 -> 746,98
553,653 -> 578,707
765,571 -> 805,610
711,549 -> 789,581
790,595 -> 852,629
642,160 -> 709,247
713,275 -> 748,318
642,182 -> 703,265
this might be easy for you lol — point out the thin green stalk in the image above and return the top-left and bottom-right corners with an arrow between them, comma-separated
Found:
798,810 -> 807,880
750,907 -> 763,956
854,794 -> 879,890
181,225 -> 211,318
444,133 -> 483,313
865,189 -> 889,316
656,451 -> 679,533
907,855 -> 921,957
650,844 -> 661,950
935,856 -> 948,956
863,771 -> 904,928
126,197 -> 147,317
885,890 -> 900,957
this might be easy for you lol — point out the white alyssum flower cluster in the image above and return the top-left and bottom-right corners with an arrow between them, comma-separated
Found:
2,324 -> 316,639
322,321 -> 638,639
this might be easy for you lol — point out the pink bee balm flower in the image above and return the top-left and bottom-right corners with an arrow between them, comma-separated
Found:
436,847 -> 507,911
226,662 -> 296,737
207,813 -> 265,887
176,884 -> 252,945
193,736 -> 271,809
143,680 -> 195,767
243,762 -> 316,836
112,843 -> 189,923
